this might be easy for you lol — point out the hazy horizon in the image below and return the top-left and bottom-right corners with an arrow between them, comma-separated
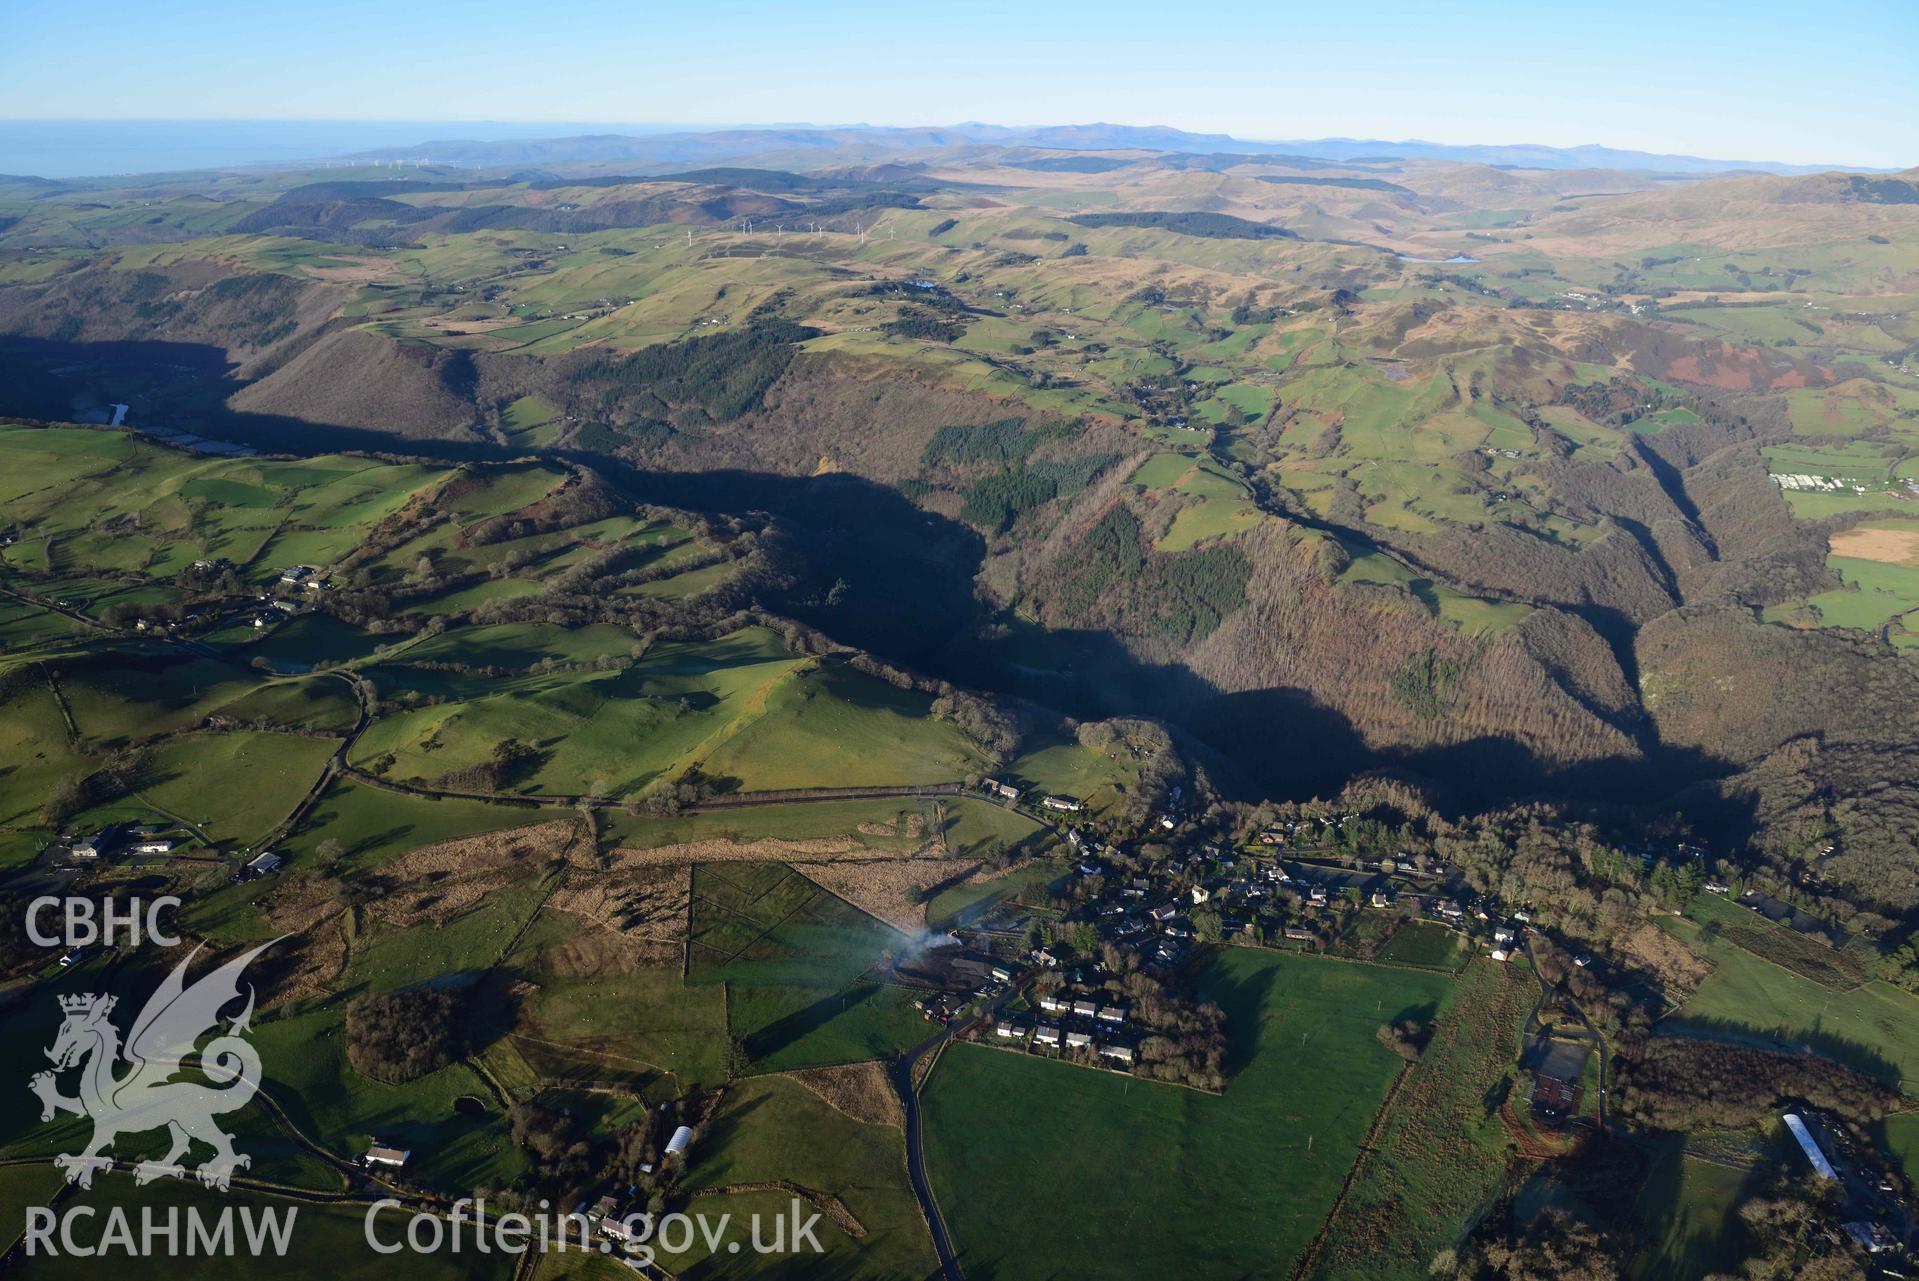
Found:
2,0 -> 1914,169
0,117 -> 1905,182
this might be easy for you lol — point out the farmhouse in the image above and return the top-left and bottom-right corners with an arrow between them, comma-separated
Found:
133,838 -> 175,854
363,1144 -> 411,1169
985,779 -> 1020,801
1041,796 -> 1083,813
243,851 -> 284,878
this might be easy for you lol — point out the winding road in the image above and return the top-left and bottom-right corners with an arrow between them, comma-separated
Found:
893,968 -> 1034,1281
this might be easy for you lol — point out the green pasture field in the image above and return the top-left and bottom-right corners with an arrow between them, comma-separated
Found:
942,797 -> 1054,861
398,621 -> 647,670
351,627 -> 802,798
346,875 -> 558,995
1159,496 -> 1264,551
1628,1143 -> 1767,1281
1378,920 -> 1470,970
125,729 -> 335,848
923,948 -> 1458,1280
695,658 -> 985,789
0,596 -> 87,648
58,650 -> 267,743
226,614 -> 391,669
604,798 -> 938,852
515,957 -> 730,1090
1128,451 -> 1202,490
215,674 -> 358,732
726,982 -> 925,1074
1659,901 -> 1919,1090
659,1073 -> 936,1280
277,776 -> 534,872
689,862 -> 924,1071
1793,556 -> 1919,631
1313,960 -> 1531,1280
1763,439 -> 1901,482
356,636 -> 977,799
0,669 -> 93,825
1006,732 -> 1140,817
0,428 -> 452,591
0,828 -> 47,871
1335,541 -> 1533,636
253,1009 -> 526,1193
1884,1110 -> 1919,1183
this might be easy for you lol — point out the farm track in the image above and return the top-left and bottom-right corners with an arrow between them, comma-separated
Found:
1522,935 -> 1609,1128
339,767 -> 965,813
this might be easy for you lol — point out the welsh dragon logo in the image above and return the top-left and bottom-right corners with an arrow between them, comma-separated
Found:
30,940 -> 278,1191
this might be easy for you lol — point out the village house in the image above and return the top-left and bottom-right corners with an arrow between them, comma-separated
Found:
1071,999 -> 1098,1019
1065,1031 -> 1093,1049
1038,994 -> 1069,1014
1096,1004 -> 1126,1024
1099,1042 -> 1136,1064
1190,885 -> 1211,905
1034,1025 -> 1061,1047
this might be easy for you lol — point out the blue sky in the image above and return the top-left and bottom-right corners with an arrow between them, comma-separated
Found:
1,0 -> 1913,167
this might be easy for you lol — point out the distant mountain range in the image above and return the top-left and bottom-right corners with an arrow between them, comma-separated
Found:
342,122 -> 1893,176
